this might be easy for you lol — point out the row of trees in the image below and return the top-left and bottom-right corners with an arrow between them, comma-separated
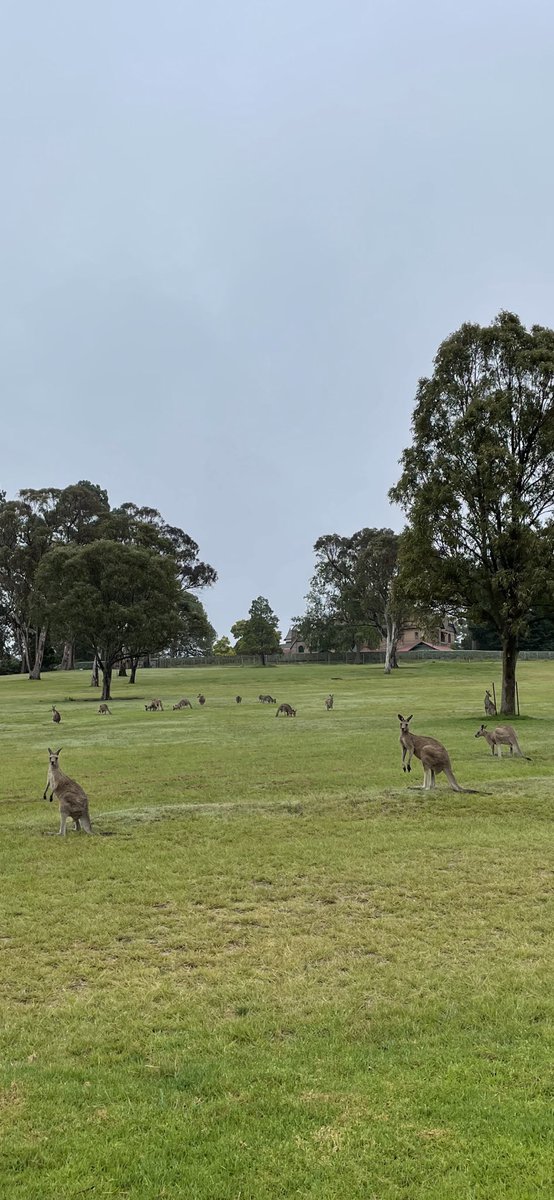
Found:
294,313 -> 554,714
0,482 -> 216,698
4,313 -> 554,715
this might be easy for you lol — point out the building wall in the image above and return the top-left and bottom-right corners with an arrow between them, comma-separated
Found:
376,624 -> 455,652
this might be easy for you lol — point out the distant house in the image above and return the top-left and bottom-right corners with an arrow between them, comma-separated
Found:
282,627 -> 309,655
282,619 -> 457,656
377,620 -> 457,653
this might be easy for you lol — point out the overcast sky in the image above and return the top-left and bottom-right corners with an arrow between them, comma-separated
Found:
2,1 -> 553,638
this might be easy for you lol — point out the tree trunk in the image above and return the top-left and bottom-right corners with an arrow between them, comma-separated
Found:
384,617 -> 398,675
29,625 -> 48,680
101,664 -> 112,701
260,651 -> 266,666
60,639 -> 75,670
129,657 -> 138,684
90,655 -> 100,687
501,633 -> 518,716
19,633 -> 28,673
118,660 -> 128,677
19,630 -> 31,674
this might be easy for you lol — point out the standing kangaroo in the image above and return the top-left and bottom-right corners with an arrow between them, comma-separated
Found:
475,724 -> 528,758
276,703 -> 296,717
484,690 -> 497,717
325,694 -> 334,710
52,706 -> 61,724
235,696 -> 242,704
397,714 -> 473,792
43,748 -> 93,835
197,694 -> 206,706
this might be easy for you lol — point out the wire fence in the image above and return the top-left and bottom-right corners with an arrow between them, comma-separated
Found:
71,648 -> 554,671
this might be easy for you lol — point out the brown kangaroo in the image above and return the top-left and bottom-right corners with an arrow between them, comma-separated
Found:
398,714 -> 474,792
43,748 -> 93,835
475,724 -> 529,759
276,703 -> 296,717
484,689 -> 497,717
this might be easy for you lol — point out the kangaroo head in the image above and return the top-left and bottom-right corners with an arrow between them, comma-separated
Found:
48,747 -> 62,767
398,714 -> 413,732
475,724 -> 487,738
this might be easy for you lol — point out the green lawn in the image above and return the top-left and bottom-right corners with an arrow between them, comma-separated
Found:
0,660 -> 553,1199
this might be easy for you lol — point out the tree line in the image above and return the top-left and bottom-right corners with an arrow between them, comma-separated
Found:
291,313 -> 554,714
0,482 -> 216,698
3,313 -> 554,715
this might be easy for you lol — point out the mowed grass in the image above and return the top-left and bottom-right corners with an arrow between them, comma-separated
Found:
0,660 -> 553,1199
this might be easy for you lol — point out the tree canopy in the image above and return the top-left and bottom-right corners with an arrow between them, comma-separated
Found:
36,540 -> 184,699
0,481 -> 216,683
298,528 -> 409,671
231,597 -> 281,665
213,636 -> 236,656
390,311 -> 554,712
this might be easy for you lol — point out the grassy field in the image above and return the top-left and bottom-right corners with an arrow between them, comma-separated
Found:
0,659 -> 553,1199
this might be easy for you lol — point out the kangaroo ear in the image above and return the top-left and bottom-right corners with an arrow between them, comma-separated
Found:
406,715 -> 413,723
47,747 -> 53,755
56,747 -> 62,754
397,713 -> 404,721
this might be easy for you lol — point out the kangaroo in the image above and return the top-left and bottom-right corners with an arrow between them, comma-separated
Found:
475,724 -> 529,758
484,690 -> 497,717
276,703 -> 296,717
172,698 -> 193,710
98,703 -> 112,715
397,714 -> 473,792
259,694 -> 276,704
235,696 -> 242,704
52,706 -> 61,724
43,748 -> 93,835
197,694 -> 206,706
325,694 -> 334,710
145,699 -> 164,712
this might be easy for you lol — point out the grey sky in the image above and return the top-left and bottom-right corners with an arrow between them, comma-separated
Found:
2,1 -> 553,638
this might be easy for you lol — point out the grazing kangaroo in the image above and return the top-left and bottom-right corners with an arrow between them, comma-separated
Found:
145,699 -> 164,712
43,748 -> 92,835
397,714 -> 473,792
484,690 -> 497,717
276,703 -> 296,717
235,696 -> 242,704
98,703 -> 112,715
475,724 -> 529,758
259,694 -> 276,704
197,694 -> 206,706
325,694 -> 334,710
52,706 -> 61,724
172,698 -> 193,710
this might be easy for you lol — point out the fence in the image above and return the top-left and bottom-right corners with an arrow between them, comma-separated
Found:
70,648 -> 554,672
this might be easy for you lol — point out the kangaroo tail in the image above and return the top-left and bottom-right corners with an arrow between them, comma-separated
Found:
445,768 -> 478,794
